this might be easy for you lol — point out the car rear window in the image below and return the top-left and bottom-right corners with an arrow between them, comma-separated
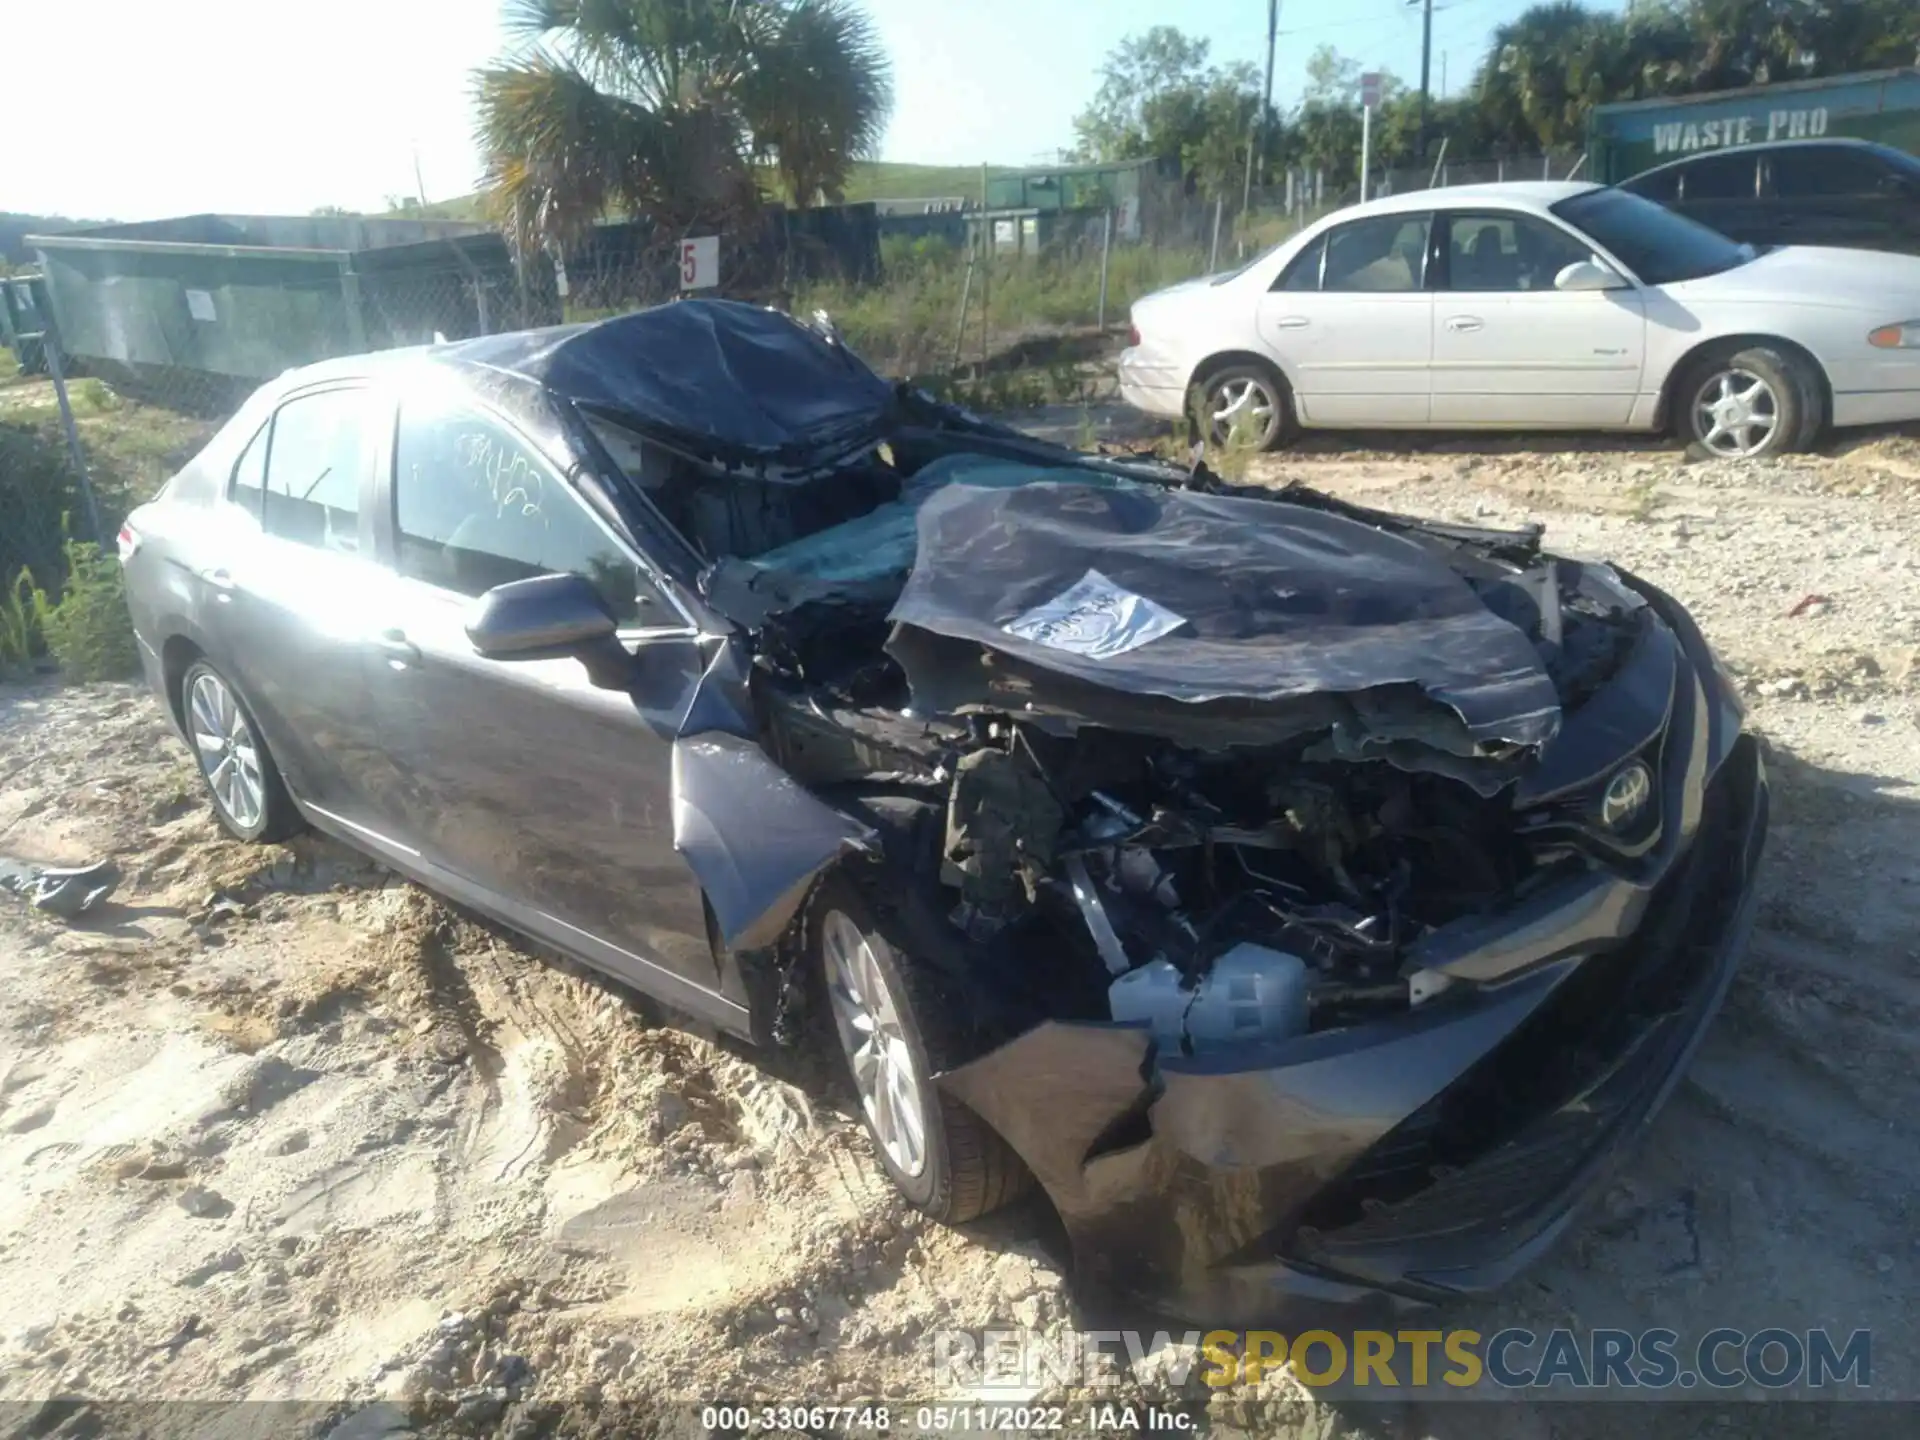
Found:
261,388 -> 368,554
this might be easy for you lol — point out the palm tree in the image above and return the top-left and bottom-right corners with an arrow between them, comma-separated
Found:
474,0 -> 892,249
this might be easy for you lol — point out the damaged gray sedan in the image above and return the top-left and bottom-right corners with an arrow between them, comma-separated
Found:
122,300 -> 1767,1320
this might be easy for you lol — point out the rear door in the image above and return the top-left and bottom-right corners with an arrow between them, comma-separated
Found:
205,383 -> 388,829
1430,209 -> 1647,427
1255,210 -> 1435,426
358,383 -> 723,1005
1764,145 -> 1912,253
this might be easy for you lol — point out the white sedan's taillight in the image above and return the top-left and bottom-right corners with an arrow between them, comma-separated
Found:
1128,323 -> 1142,347
116,523 -> 141,561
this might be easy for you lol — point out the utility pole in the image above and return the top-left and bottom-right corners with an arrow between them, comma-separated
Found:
1413,0 -> 1434,162
1241,0 -> 1281,215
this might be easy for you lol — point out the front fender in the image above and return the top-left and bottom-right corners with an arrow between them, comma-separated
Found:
669,732 -> 874,952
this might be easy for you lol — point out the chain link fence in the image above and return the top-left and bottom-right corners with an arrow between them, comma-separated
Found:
0,147 -> 1583,633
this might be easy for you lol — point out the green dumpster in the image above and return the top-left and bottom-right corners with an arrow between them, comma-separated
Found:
25,214 -> 557,402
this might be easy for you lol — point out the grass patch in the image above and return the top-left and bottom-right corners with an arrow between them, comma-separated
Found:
798,240 -> 1213,377
71,377 -> 121,414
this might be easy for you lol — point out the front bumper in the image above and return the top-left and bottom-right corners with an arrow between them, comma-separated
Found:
939,606 -> 1768,1322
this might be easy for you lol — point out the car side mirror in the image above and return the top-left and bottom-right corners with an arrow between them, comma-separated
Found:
1555,259 -> 1629,292
466,572 -> 618,659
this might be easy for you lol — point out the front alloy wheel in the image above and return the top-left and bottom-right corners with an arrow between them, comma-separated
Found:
806,864 -> 1030,1223
1690,367 -> 1781,459
822,908 -> 927,1178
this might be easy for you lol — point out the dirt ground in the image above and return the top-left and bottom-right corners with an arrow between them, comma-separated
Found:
4,425 -> 1920,1439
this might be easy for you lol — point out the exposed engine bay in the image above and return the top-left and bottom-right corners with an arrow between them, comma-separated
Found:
692,434 -> 1651,1059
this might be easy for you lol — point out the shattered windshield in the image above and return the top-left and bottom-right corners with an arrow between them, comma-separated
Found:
584,411 -> 903,566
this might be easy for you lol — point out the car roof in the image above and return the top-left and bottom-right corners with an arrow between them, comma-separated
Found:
1334,180 -> 1602,221
1628,136 -> 1904,178
267,299 -> 895,462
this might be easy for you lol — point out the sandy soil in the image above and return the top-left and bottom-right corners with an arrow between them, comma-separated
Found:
4,425 -> 1920,1438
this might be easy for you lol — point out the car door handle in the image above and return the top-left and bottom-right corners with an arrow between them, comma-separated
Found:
1272,316 -> 1310,329
1445,316 -> 1485,333
374,628 -> 421,665
200,567 -> 235,602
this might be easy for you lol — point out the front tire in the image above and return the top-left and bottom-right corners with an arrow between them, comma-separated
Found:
1678,345 -> 1819,459
809,871 -> 1030,1222
180,660 -> 301,843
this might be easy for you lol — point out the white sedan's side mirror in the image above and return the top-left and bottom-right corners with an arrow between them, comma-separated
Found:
1555,259 -> 1629,292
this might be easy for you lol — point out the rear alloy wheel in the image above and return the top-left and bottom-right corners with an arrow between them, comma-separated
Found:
181,660 -> 300,843
1198,363 -> 1288,451
1681,346 -> 1817,459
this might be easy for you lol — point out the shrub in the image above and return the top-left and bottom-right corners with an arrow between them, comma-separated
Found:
0,568 -> 43,674
34,538 -> 138,682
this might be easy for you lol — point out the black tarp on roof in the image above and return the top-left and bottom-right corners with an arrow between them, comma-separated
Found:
445,299 -> 894,461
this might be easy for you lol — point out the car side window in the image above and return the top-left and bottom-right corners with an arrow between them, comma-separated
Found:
1320,214 -> 1432,293
229,420 -> 269,518
262,388 -> 367,554
393,403 -> 661,625
1770,147 -> 1891,199
1624,168 -> 1679,203
1444,212 -> 1593,292
1272,235 -> 1326,292
1679,153 -> 1757,201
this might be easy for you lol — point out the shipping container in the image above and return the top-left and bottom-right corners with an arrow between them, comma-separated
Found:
1590,68 -> 1920,184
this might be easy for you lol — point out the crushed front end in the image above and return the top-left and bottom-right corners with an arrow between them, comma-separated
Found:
708,447 -> 1765,1319
938,586 -> 1764,1318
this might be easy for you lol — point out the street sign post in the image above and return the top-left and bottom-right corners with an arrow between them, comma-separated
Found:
1359,71 -> 1383,202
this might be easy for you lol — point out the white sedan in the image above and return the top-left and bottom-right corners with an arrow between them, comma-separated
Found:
1119,180 -> 1920,458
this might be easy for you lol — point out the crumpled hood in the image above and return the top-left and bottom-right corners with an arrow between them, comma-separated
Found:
884,481 -> 1563,749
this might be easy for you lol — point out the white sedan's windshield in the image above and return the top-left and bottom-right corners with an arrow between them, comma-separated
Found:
1553,188 -> 1756,286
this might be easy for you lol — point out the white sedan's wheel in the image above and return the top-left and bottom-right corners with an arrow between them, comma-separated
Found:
1678,345 -> 1817,460
1198,363 -> 1287,450
1690,367 -> 1781,459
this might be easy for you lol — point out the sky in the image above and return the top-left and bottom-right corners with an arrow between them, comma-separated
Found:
11,0 -> 1621,222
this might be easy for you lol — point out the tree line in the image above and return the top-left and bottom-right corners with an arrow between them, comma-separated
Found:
1073,0 -> 1920,195
463,0 -> 1918,248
